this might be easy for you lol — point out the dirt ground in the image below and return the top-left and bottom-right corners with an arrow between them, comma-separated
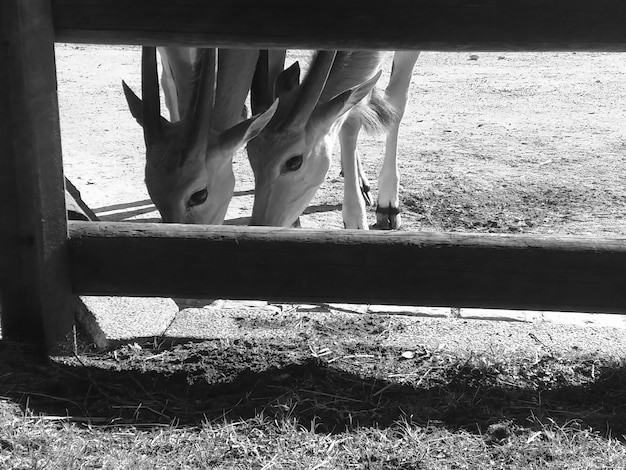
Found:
29,45 -> 626,439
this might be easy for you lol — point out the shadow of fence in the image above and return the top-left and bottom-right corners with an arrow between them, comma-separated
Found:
89,198 -> 342,224
1,339 -> 624,438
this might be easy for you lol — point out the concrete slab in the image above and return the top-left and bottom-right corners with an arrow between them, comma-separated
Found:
75,296 -> 178,348
72,292 -> 626,352
367,304 -> 626,328
164,300 -> 293,341
460,308 -> 626,328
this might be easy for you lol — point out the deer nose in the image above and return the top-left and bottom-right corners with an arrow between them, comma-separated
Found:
159,211 -> 179,224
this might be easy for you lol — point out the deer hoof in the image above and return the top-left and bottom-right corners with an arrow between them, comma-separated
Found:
375,204 -> 401,230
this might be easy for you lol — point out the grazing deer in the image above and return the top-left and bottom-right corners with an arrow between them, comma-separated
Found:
247,50 -> 420,229
123,47 -> 277,224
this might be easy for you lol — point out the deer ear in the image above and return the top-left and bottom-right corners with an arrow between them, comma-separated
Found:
123,80 -> 144,125
218,99 -> 279,154
309,70 -> 382,130
275,62 -> 300,97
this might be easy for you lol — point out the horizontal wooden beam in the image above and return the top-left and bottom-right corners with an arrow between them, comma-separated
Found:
69,222 -> 626,313
51,0 -> 626,51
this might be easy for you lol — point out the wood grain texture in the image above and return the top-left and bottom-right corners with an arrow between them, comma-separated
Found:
69,222 -> 626,313
50,0 -> 626,51
0,0 -> 73,352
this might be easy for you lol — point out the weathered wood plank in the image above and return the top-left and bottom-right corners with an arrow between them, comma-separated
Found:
68,222 -> 626,313
0,0 -> 74,352
51,0 -> 626,51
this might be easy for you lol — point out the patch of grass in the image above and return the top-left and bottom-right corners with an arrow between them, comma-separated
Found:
1,406 -> 624,469
2,322 -> 626,468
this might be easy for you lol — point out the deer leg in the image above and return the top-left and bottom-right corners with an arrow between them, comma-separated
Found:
339,149 -> 372,206
340,115 -> 369,229
159,52 -> 180,122
357,152 -> 373,206
376,51 -> 420,230
157,47 -> 197,122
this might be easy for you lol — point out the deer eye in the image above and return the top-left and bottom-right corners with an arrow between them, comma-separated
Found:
188,189 -> 208,207
283,154 -> 303,172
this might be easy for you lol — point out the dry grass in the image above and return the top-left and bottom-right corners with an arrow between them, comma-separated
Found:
1,332 -> 626,469
2,403 -> 625,469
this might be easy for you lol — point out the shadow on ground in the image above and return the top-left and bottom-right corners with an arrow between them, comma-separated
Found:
1,337 -> 624,437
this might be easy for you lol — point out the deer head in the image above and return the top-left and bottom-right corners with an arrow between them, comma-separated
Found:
247,51 -> 382,227
123,47 -> 277,224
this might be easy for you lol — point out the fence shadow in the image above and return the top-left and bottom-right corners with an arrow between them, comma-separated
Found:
88,201 -> 341,225
82,190 -> 341,224
1,339 -> 624,438
303,203 -> 342,215
93,199 -> 159,222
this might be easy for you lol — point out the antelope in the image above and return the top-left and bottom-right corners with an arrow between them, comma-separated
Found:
247,50 -> 420,229
122,47 -> 277,224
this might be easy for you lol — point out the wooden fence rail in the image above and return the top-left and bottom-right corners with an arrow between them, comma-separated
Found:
69,222 -> 626,314
52,0 -> 626,51
2,0 -> 626,353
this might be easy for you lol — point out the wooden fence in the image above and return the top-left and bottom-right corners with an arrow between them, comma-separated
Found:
2,0 -> 626,353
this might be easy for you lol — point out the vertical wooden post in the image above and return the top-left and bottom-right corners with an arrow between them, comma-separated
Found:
0,0 -> 74,352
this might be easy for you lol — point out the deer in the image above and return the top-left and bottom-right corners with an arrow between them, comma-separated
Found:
246,50 -> 420,229
122,47 -> 277,224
